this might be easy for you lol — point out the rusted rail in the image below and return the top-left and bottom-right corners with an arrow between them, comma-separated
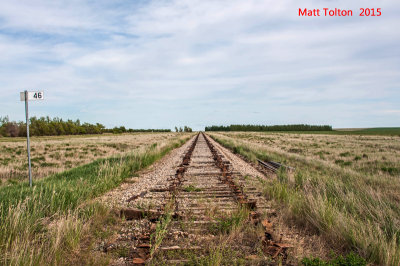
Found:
257,159 -> 295,173
169,133 -> 199,192
119,133 -> 290,265
203,133 -> 256,209
125,134 -> 200,264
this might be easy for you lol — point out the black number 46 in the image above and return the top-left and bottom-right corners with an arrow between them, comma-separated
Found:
33,92 -> 42,99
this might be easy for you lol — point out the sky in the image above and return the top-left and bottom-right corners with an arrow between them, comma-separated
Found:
0,0 -> 399,130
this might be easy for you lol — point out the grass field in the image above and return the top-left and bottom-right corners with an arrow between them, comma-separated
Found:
229,127 -> 400,136
1,130 -> 398,265
0,133 -> 179,184
0,133 -> 192,265
209,132 -> 400,265
220,132 -> 400,177
335,127 -> 400,135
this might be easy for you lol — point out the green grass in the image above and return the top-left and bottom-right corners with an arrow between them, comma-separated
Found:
209,133 -> 400,266
302,252 -> 366,266
0,133 -> 135,143
209,207 -> 249,235
239,128 -> 400,136
358,127 -> 400,135
0,135 -> 190,265
225,127 -> 400,136
186,246 -> 244,266
151,204 -> 258,265
183,184 -> 202,192
150,199 -> 174,257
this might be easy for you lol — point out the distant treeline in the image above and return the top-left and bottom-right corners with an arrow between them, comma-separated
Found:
174,126 -> 193,132
0,116 -> 170,137
205,124 -> 333,132
103,127 -> 171,134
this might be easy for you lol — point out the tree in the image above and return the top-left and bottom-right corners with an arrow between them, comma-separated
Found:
179,127 -> 183,132
5,122 -> 20,137
0,115 -> 174,137
183,126 -> 192,132
204,124 -> 332,132
175,126 -> 178,132
0,116 -> 9,126
0,116 -> 9,137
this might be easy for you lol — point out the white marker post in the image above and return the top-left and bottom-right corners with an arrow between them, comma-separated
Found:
20,91 -> 44,187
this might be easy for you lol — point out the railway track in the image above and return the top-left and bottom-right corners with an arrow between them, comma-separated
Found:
117,133 -> 290,265
257,159 -> 295,173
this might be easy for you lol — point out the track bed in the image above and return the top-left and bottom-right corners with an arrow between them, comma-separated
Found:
104,133 -> 291,265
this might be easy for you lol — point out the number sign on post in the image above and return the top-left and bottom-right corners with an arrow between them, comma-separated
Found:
20,91 -> 44,101
20,90 -> 44,187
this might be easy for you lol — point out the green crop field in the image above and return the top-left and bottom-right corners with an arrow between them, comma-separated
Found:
258,128 -> 400,136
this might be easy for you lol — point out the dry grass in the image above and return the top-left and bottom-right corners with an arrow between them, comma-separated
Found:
209,132 -> 400,265
219,132 -> 400,177
0,133 -> 192,265
0,133 -> 179,183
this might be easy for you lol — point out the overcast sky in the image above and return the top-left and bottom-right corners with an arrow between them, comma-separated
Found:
1,0 -> 399,130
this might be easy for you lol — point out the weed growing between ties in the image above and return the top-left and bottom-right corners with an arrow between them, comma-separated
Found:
208,207 -> 249,235
150,205 -> 268,265
0,135 -> 190,265
150,199 -> 175,258
209,133 -> 400,266
183,184 -> 202,192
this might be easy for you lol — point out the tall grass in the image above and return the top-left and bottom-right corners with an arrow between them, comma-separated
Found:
0,135 -> 190,265
150,199 -> 175,257
209,133 -> 400,266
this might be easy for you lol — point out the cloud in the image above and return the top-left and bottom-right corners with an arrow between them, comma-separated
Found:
381,110 -> 400,115
0,0 -> 399,129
